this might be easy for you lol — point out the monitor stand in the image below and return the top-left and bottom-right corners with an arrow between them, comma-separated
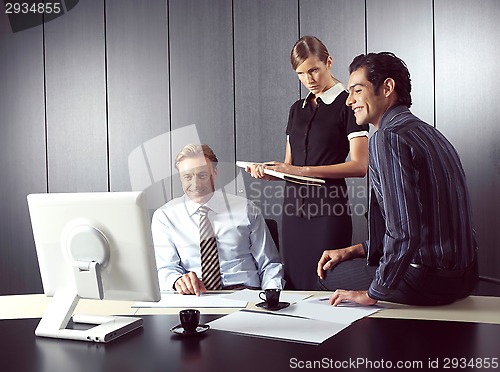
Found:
35,287 -> 143,343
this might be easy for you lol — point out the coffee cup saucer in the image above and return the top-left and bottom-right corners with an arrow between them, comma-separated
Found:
255,301 -> 290,311
170,324 -> 210,336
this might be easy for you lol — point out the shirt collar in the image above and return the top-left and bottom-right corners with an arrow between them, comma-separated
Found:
378,104 -> 412,130
184,189 -> 225,217
302,82 -> 346,108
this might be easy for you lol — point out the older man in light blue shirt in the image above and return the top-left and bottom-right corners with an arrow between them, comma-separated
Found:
152,144 -> 284,295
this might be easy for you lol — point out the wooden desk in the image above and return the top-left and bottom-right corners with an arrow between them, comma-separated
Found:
2,293 -> 499,324
1,314 -> 499,372
1,293 -> 500,372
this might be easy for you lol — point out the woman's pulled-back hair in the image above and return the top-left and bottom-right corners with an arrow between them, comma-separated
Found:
290,35 -> 329,70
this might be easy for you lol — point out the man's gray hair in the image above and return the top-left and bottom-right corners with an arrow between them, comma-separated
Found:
175,144 -> 218,170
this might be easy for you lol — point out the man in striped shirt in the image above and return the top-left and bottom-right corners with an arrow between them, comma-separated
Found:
317,52 -> 478,306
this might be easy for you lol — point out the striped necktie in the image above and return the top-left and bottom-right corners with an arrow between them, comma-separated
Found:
199,205 -> 222,290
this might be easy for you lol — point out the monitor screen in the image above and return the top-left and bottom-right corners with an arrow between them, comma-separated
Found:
27,191 -> 161,342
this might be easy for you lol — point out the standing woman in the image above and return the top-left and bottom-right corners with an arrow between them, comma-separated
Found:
248,36 -> 369,290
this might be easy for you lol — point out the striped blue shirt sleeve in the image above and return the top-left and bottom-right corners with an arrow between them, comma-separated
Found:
368,129 -> 422,299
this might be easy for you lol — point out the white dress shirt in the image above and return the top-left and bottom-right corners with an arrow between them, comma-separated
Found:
152,190 -> 285,291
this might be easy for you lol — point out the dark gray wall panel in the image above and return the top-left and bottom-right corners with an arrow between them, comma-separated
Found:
2,0 -> 499,297
44,0 -> 108,192
106,0 -> 170,209
233,0 -> 298,232
0,20 -> 45,294
300,0 -> 368,244
367,0 -> 434,126
300,0 -> 365,88
169,0 -> 234,197
435,0 -> 500,291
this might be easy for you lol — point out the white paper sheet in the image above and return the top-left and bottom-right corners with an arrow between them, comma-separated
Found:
278,300 -> 380,324
207,310 -> 348,345
220,289 -> 310,304
132,292 -> 247,308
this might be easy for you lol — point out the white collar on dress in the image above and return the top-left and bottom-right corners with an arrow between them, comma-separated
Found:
302,82 -> 346,108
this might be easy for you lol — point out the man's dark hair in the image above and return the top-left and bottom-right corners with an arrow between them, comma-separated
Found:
349,52 -> 412,108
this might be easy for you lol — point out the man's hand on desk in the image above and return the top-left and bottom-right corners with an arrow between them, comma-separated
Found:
174,272 -> 207,296
328,290 -> 377,306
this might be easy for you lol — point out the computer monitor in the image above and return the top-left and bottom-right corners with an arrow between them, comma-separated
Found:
27,191 -> 161,343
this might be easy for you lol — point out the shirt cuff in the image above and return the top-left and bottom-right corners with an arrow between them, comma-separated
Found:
367,279 -> 391,300
362,240 -> 369,255
347,131 -> 369,141
165,273 -> 182,291
261,278 -> 285,291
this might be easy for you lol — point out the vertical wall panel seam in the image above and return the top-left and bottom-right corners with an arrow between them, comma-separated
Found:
297,0 -> 300,37
42,10 -> 49,193
364,0 -> 369,232
103,0 -> 111,191
232,0 -> 237,186
297,0 -> 301,100
431,0 -> 436,128
166,0 -> 173,201
364,0 -> 368,53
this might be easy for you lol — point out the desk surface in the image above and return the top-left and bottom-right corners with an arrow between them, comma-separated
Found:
1,314 -> 499,372
1,294 -> 500,372
2,293 -> 500,324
